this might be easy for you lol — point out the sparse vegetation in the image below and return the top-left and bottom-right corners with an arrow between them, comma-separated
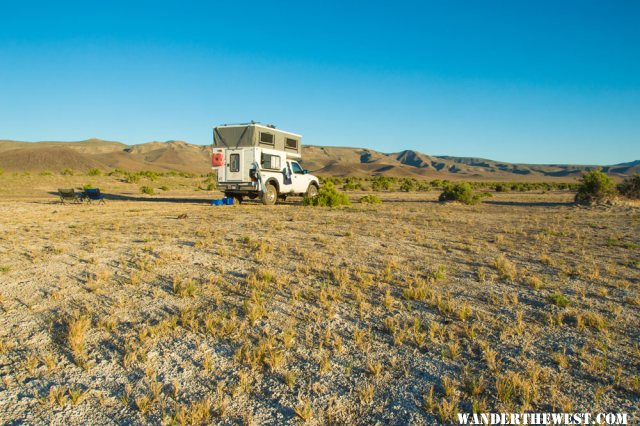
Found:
359,194 -> 381,204
439,182 -> 481,205
140,185 -> 155,195
371,176 -> 394,191
303,181 -> 350,207
575,169 -> 616,204
548,292 -> 569,308
618,174 -> 640,199
67,315 -> 91,365
0,173 -> 637,424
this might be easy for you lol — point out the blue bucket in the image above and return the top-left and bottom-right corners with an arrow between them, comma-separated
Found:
211,199 -> 224,206
224,197 -> 234,205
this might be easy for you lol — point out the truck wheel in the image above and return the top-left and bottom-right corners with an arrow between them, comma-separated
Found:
306,184 -> 319,198
262,183 -> 277,205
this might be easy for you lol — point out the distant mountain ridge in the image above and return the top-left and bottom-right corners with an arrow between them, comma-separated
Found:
0,138 -> 637,181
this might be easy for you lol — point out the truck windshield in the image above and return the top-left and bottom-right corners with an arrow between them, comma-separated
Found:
291,162 -> 303,174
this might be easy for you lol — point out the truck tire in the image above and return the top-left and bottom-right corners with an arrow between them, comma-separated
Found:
262,183 -> 278,205
306,183 -> 319,198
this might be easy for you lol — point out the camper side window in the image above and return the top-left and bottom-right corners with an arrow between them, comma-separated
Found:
230,154 -> 240,172
259,132 -> 274,145
261,153 -> 281,170
285,138 -> 298,150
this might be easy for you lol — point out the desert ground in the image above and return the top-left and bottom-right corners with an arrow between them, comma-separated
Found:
0,173 -> 638,425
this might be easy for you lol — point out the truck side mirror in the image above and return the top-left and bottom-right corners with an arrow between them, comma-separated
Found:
303,169 -> 309,174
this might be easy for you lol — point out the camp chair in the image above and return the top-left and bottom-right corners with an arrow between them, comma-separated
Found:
58,188 -> 81,204
82,188 -> 106,204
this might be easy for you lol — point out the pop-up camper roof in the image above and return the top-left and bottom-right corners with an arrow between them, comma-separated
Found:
213,123 -> 302,158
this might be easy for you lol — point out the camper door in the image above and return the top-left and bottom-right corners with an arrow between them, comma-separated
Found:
226,149 -> 244,181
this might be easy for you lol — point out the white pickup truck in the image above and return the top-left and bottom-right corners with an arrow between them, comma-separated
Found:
212,123 -> 320,205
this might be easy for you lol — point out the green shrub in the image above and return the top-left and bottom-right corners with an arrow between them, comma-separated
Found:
430,179 -> 447,189
39,171 -> 53,176
160,185 -> 169,191
494,183 -> 510,192
575,170 -> 615,204
140,186 -> 155,195
201,174 -> 217,191
61,168 -> 74,176
138,170 -> 159,181
438,182 -> 481,205
83,183 -> 94,189
304,182 -> 350,207
400,178 -> 418,192
618,174 -> 640,199
359,194 -> 381,204
548,292 -> 569,308
371,176 -> 394,191
416,182 -> 431,191
342,177 -> 363,191
320,176 -> 342,186
109,168 -> 125,176
343,182 -> 363,191
87,168 -> 102,176
125,173 -> 140,184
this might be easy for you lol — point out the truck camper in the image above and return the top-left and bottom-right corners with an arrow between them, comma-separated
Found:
212,122 -> 320,205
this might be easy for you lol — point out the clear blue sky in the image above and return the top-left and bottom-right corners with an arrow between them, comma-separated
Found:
1,1 -> 638,165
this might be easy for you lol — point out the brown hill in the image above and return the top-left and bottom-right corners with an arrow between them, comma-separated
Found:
302,146 -> 636,180
0,138 -> 126,154
94,141 -> 211,173
0,146 -> 104,172
0,139 -> 212,174
0,138 -> 636,180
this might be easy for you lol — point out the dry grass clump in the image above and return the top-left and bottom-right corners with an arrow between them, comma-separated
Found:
67,315 -> 91,366
172,276 -> 197,297
293,397 -> 313,422
493,254 -> 517,281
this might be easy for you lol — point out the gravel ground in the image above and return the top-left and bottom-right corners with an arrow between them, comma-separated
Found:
0,190 -> 638,425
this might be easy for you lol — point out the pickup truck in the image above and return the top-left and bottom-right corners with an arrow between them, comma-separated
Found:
214,146 -> 320,205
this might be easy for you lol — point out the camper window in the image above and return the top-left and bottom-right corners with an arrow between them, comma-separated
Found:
259,132 -> 275,145
261,153 -> 281,170
285,138 -> 298,150
230,154 -> 240,172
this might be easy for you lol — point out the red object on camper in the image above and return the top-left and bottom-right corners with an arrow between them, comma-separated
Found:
211,152 -> 224,167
